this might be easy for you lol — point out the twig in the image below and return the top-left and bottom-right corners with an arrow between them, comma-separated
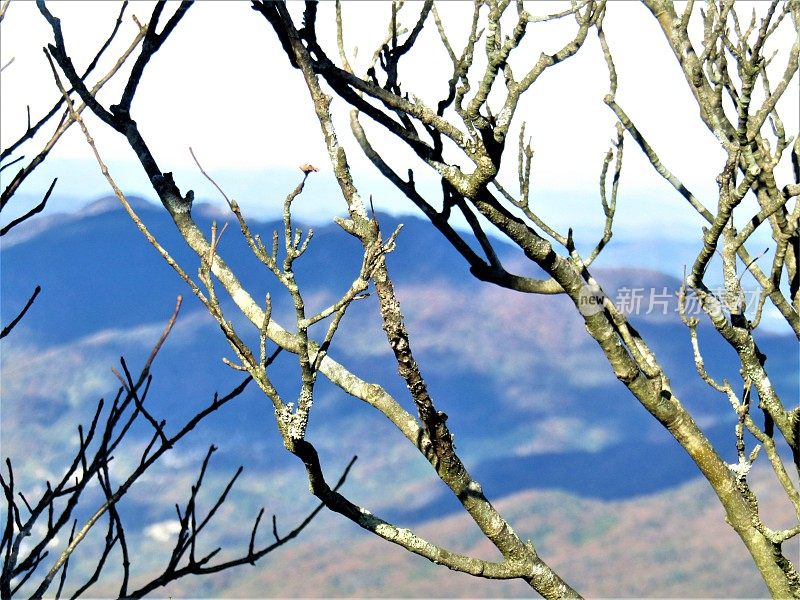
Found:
0,285 -> 41,339
0,178 -> 57,236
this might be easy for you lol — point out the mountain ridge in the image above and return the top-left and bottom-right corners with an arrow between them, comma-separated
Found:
2,192 -> 796,597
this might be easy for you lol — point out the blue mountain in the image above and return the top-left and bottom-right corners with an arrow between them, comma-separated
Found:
1,195 -> 796,526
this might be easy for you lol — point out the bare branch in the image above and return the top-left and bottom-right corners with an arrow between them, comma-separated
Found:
1,0 -> 131,162
0,285 -> 41,339
2,8 -> 146,209
0,178 -> 56,237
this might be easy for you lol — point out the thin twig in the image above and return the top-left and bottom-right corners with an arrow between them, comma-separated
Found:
0,285 -> 41,339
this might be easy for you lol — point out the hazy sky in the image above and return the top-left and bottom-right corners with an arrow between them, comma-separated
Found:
1,1 -> 797,240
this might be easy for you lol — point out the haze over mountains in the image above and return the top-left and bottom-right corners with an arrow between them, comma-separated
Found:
1,195 -> 796,597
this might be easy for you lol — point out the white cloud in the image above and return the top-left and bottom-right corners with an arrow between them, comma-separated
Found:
143,519 -> 183,543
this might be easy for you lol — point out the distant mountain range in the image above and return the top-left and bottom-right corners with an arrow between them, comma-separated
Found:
1,195 -> 796,597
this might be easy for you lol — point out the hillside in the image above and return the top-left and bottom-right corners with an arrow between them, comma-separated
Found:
155,465 -> 793,598
1,195 -> 796,597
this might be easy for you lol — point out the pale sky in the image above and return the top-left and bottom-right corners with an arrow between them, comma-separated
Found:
1,1 -> 797,240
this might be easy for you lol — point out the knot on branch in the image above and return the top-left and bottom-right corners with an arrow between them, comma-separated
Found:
109,103 -> 130,123
154,172 -> 193,215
